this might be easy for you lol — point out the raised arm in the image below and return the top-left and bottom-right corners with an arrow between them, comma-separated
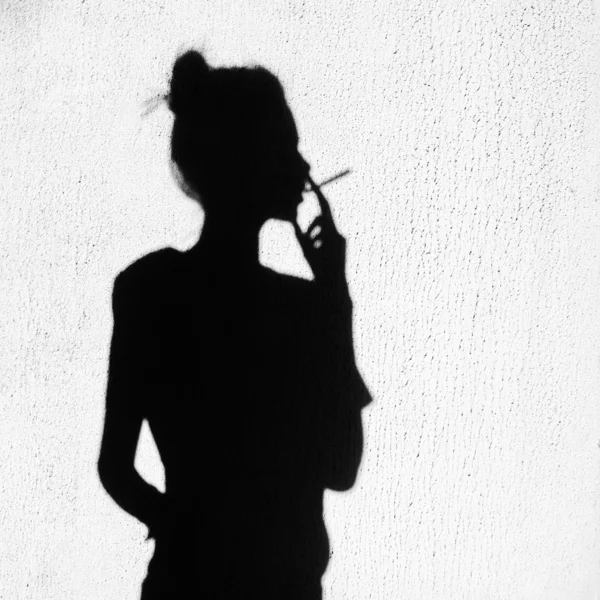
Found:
312,286 -> 371,491
98,272 -> 165,534
295,177 -> 372,490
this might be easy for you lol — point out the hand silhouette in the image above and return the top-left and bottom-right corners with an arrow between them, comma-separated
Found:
146,495 -> 175,541
293,175 -> 348,293
146,495 -> 193,547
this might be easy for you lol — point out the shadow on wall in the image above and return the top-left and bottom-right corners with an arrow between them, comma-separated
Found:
96,50 -> 371,599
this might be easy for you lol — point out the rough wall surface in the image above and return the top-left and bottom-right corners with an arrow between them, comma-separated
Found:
1,1 -> 600,598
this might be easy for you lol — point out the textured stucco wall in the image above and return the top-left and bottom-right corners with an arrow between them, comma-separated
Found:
2,1 -> 600,598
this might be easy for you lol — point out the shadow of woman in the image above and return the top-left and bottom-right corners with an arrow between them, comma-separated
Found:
98,50 -> 371,599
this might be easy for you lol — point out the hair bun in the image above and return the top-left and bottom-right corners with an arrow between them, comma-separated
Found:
168,50 -> 210,117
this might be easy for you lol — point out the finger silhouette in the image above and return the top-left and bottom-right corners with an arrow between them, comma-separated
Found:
307,217 -> 325,239
306,175 -> 334,223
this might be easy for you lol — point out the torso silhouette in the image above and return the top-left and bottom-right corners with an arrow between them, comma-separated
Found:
110,247 -> 369,598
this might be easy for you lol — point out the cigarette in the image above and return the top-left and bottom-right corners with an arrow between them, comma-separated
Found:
305,169 -> 351,191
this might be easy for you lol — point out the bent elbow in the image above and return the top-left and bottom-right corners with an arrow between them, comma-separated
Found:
97,456 -> 112,493
97,452 -> 123,497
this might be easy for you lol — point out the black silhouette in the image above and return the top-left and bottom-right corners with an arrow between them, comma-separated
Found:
98,50 -> 371,599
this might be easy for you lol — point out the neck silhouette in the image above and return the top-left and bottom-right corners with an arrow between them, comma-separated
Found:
190,208 -> 265,274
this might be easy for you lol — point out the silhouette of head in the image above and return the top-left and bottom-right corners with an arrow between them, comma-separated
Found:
168,50 -> 309,224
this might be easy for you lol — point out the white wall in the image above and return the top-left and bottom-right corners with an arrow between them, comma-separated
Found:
2,1 -> 600,598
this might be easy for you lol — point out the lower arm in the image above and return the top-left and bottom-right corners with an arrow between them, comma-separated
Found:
99,464 -> 165,529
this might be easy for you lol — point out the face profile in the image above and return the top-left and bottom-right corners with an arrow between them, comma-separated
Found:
98,48 -> 371,600
168,51 -> 310,227
257,139 -> 311,223
238,104 -> 311,224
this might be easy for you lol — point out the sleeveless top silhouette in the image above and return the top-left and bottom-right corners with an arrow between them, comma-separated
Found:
108,246 -> 370,599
